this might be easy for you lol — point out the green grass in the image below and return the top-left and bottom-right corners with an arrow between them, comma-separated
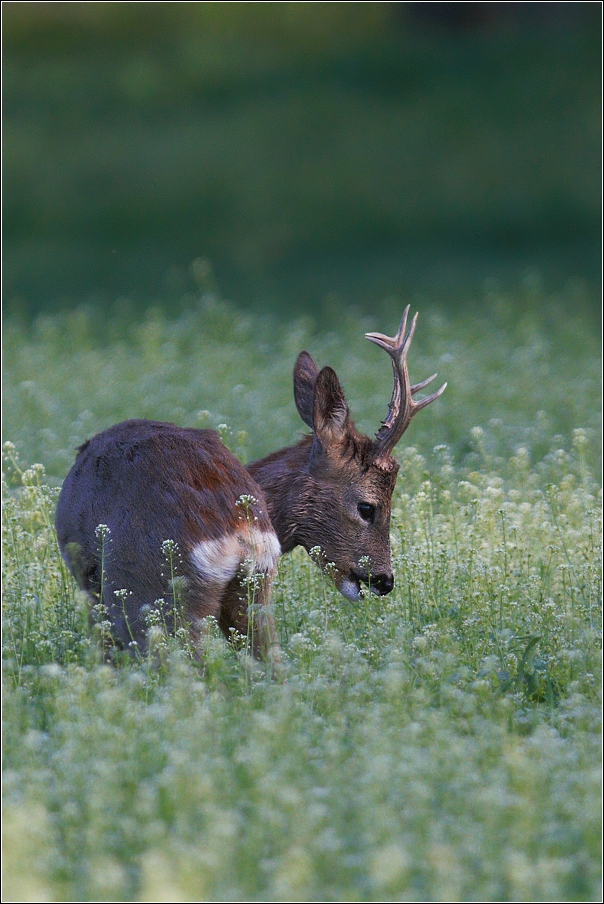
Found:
3,283 -> 601,480
2,292 -> 601,901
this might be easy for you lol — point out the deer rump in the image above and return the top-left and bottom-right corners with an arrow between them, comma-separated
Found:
55,419 -> 281,660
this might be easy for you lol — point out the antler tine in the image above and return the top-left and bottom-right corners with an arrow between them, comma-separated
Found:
410,373 -> 438,395
365,307 -> 446,459
365,304 -> 411,352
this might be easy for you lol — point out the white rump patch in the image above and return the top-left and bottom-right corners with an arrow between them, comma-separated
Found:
191,529 -> 281,585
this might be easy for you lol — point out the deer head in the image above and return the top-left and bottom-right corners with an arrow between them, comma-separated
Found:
250,306 -> 447,601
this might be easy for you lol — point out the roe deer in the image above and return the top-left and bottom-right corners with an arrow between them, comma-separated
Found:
55,307 -> 446,664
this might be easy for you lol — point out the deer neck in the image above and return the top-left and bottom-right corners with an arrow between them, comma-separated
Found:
246,436 -> 314,554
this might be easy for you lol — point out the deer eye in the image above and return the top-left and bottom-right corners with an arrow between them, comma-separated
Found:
357,502 -> 376,523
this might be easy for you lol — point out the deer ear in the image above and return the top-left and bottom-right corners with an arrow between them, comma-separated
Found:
293,351 -> 319,429
313,366 -> 350,444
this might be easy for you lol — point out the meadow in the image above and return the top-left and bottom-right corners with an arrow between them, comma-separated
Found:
2,286 -> 602,902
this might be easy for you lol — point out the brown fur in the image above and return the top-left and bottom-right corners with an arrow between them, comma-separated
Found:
56,420 -> 280,660
56,326 -> 442,663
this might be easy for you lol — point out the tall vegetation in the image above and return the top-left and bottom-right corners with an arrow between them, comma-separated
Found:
3,290 -> 601,901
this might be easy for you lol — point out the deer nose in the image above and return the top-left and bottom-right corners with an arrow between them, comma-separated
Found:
353,570 -> 394,596
371,572 -> 394,595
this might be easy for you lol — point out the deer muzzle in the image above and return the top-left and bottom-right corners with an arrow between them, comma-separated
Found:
340,568 -> 394,600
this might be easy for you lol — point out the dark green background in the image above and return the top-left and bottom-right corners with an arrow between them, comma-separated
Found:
3,2 -> 601,321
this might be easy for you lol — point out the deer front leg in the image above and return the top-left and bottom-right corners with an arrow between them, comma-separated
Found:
218,569 -> 281,670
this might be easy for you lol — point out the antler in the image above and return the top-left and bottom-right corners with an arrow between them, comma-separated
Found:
366,306 -> 447,459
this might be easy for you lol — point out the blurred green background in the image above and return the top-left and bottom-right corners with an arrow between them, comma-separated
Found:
2,1 -> 601,322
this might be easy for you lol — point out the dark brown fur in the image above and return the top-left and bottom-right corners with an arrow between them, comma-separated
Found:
56,322 -> 443,661
56,420 -> 277,656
